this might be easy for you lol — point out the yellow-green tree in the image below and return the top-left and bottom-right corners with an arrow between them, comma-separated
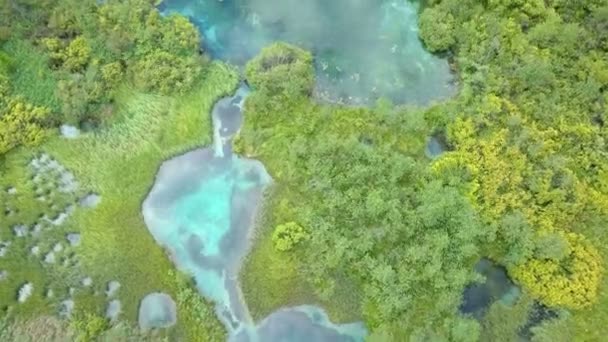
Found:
41,35 -> 91,71
511,233 -> 603,309
0,99 -> 50,155
272,222 -> 310,252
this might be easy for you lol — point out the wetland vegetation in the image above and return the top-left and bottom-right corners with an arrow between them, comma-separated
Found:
1,0 -> 607,341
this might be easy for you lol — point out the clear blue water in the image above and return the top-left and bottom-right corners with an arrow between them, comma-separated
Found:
159,0 -> 455,105
142,85 -> 366,341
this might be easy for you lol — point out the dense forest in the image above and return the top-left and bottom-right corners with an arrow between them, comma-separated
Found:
0,0 -> 607,341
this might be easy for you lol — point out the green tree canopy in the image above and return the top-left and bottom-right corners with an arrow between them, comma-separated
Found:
245,42 -> 314,97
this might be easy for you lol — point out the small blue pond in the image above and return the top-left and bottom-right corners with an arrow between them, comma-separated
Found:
143,85 -> 366,341
425,135 -> 448,159
158,0 -> 455,105
460,259 -> 521,320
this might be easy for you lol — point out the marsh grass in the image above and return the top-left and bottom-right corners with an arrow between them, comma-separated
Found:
1,40 -> 61,113
0,62 -> 237,340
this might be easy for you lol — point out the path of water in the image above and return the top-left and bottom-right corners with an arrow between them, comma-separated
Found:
142,85 -> 366,341
159,0 -> 455,105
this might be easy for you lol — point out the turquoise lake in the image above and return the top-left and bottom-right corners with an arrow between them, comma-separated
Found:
159,0 -> 455,105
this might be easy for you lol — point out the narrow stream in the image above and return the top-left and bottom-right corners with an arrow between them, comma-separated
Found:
142,85 -> 366,341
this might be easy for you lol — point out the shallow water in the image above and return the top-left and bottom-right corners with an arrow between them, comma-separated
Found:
142,85 -> 366,341
460,259 -> 521,319
159,0 -> 454,105
425,135 -> 447,158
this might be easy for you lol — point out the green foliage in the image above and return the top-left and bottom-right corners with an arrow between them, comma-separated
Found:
171,270 -> 225,342
0,51 -> 11,75
41,36 -> 93,71
422,0 -> 608,336
55,63 -> 110,124
1,39 -> 61,112
419,7 -> 456,52
479,294 -> 534,342
0,98 -> 50,154
530,313 -> 576,342
238,48 -> 490,336
272,222 -> 309,252
245,42 -> 314,97
70,313 -> 109,342
1,0 -> 206,130
101,61 -> 124,86
63,36 -> 92,71
132,50 -> 203,95
512,233 -> 603,309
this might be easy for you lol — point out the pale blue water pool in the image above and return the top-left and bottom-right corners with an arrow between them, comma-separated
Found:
159,0 -> 455,105
142,85 -> 366,341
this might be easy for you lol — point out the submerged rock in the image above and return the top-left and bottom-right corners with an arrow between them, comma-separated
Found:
53,243 -> 63,253
79,193 -> 101,208
82,277 -> 93,287
44,252 -> 56,264
58,171 -> 78,193
32,224 -> 43,236
0,241 -> 10,257
6,186 -> 17,195
13,224 -> 28,237
0,270 -> 7,281
106,299 -> 122,323
18,283 -> 33,303
138,292 -> 177,330
59,299 -> 74,318
106,280 -> 121,298
49,212 -> 68,226
66,233 -> 81,247
60,125 -> 81,139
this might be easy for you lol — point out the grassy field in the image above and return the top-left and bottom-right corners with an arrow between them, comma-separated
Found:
0,62 -> 238,341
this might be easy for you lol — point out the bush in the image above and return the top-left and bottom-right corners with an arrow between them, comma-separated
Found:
70,313 -> 108,342
419,7 -> 456,52
511,233 -> 603,309
131,50 -> 203,95
272,222 -> 310,252
245,42 -> 314,97
41,36 -> 91,71
0,98 -> 50,155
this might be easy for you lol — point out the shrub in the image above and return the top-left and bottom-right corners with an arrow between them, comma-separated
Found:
41,36 -> 91,71
245,42 -> 314,97
131,50 -> 203,95
272,222 -> 310,252
419,7 -> 456,52
511,233 -> 603,309
0,98 -> 50,155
